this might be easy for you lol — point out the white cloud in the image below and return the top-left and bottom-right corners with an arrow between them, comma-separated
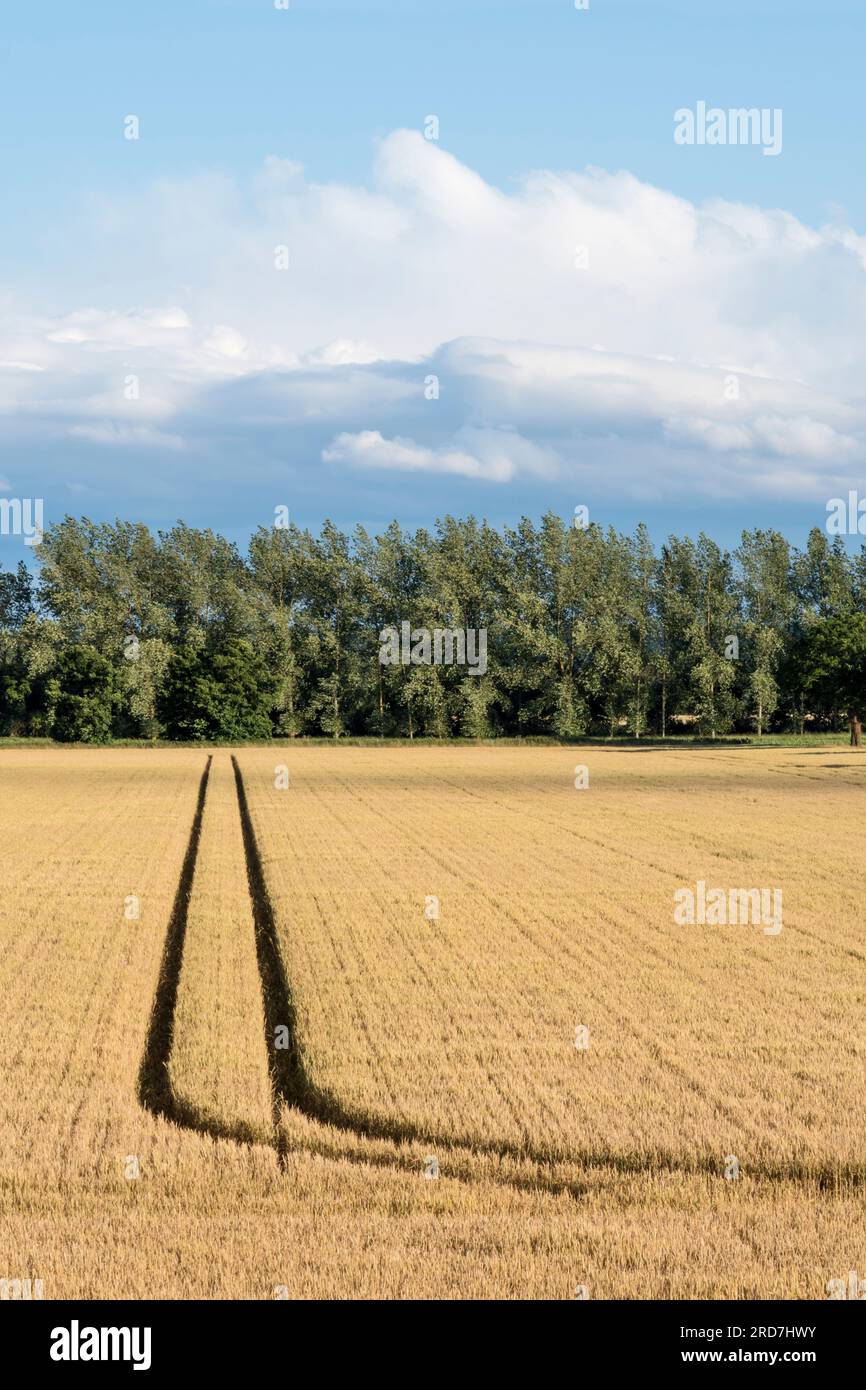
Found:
303,339 -> 384,367
323,429 -> 504,480
45,307 -> 192,347
322,426 -> 556,482
201,325 -> 249,361
4,129 -> 866,504
752,414 -> 859,462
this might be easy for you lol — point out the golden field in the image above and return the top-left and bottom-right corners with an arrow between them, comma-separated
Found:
1,743 -> 865,1299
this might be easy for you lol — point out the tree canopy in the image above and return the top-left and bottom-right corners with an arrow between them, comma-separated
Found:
0,513 -> 862,742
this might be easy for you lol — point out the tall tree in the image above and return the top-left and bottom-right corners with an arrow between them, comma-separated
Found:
736,529 -> 794,737
248,522 -> 310,736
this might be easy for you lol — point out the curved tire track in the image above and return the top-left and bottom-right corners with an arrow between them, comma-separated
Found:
137,752 -> 864,1197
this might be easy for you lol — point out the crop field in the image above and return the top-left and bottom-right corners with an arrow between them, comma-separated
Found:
1,744 -> 865,1300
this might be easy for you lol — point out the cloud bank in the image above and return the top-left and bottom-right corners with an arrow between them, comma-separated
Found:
3,129 -> 866,517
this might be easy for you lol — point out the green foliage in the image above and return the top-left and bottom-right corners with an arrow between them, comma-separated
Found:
799,613 -> 866,719
1,516 -> 863,741
0,658 -> 29,735
48,645 -> 119,743
158,639 -> 275,742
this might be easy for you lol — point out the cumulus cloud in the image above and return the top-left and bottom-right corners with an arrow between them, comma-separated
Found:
3,129 -> 866,511
322,426 -> 556,483
323,429 -> 506,480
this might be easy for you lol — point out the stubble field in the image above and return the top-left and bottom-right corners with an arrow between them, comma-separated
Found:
1,744 -> 864,1299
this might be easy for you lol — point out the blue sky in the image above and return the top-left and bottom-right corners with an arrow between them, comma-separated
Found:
2,0 -> 866,563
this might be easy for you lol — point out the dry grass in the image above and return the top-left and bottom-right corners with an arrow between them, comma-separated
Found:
1,743 -> 864,1299
168,754 -> 273,1144
241,744 -> 866,1181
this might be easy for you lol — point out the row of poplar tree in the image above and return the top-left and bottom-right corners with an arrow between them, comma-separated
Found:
0,513 -> 862,742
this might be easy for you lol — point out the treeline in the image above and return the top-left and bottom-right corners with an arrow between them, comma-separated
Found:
0,513 -> 864,742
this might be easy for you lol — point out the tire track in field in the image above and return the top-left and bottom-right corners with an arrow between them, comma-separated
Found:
137,755 -> 226,1131
136,752 -> 586,1198
138,751 -> 281,1149
139,752 -> 866,1197
235,757 -> 866,1191
230,757 -> 590,1196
